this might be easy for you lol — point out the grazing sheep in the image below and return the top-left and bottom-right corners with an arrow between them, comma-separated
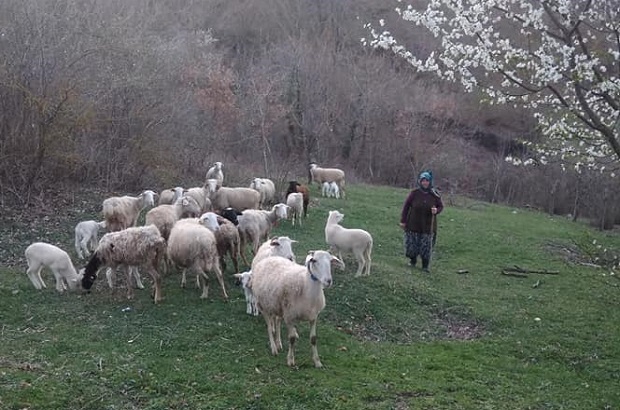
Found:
250,178 -> 276,209
232,271 -> 258,316
206,161 -> 224,188
145,196 -> 200,241
168,215 -> 228,300
328,182 -> 340,199
286,181 -> 310,217
237,204 -> 289,264
286,192 -> 304,227
324,210 -> 373,277
309,163 -> 346,199
209,183 -> 261,212
249,250 -> 344,367
219,207 -> 243,225
185,187 -> 213,214
74,220 -> 107,259
102,190 -> 157,232
25,242 -> 84,292
158,187 -> 184,205
82,225 -> 166,302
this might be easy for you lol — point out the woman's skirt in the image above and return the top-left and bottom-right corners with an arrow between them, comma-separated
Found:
404,231 -> 433,261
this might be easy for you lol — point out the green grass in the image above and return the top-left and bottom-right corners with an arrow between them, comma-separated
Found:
1,184 -> 619,409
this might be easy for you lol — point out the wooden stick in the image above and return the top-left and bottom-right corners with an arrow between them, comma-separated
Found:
501,270 -> 528,278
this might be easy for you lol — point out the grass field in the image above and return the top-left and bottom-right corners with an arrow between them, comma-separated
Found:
1,184 -> 619,409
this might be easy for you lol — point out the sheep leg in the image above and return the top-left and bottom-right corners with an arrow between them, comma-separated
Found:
275,316 -> 283,352
106,267 -> 115,288
364,247 -> 372,276
285,322 -> 299,367
125,267 -> 135,300
146,263 -> 163,304
231,246 -> 239,273
309,319 -> 322,368
213,264 -> 229,301
26,263 -> 44,290
354,251 -> 365,277
198,270 -> 209,299
264,315 -> 279,356
131,268 -> 145,289
181,269 -> 187,288
75,237 -> 83,259
53,271 -> 66,293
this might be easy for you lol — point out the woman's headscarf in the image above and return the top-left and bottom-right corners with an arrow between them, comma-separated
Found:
417,171 -> 433,191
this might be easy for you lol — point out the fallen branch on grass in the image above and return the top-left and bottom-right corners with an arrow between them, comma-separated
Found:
502,265 -> 559,275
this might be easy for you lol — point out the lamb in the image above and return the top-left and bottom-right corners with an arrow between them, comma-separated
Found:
82,225 -> 166,302
321,182 -> 330,197
324,210 -> 373,277
309,163 -> 346,199
167,214 -> 228,300
145,196 -> 200,241
249,250 -> 344,367
232,271 -> 257,316
74,220 -> 107,259
285,181 -> 310,217
237,204 -> 289,264
25,242 -> 84,292
102,190 -> 157,232
205,161 -> 224,188
250,178 -> 276,209
158,187 -> 184,205
286,192 -> 303,227
208,182 -> 261,212
328,181 -> 340,199
212,213 -> 241,273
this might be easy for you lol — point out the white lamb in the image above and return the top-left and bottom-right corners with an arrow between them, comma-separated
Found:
81,225 -> 166,302
25,242 -> 84,292
167,214 -> 228,300
232,271 -> 257,316
74,220 -> 107,259
309,163 -> 346,198
250,177 -> 276,209
102,190 -> 157,232
324,210 -> 373,277
249,250 -> 344,367
286,192 -> 303,227
237,204 -> 289,263
321,182 -> 330,197
328,182 -> 340,199
158,187 -> 184,205
205,161 -> 224,188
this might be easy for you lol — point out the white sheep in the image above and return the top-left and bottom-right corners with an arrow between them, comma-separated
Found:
237,204 -> 289,263
309,163 -> 346,198
213,213 -> 241,273
328,182 -> 340,199
25,242 -> 84,292
145,196 -> 200,241
208,182 -> 261,212
74,220 -> 107,259
250,177 -> 276,209
102,190 -> 157,232
321,182 -> 330,197
206,161 -> 224,188
249,250 -> 344,368
232,271 -> 258,316
82,225 -> 166,302
324,210 -> 373,277
185,187 -> 213,214
286,192 -> 303,227
158,187 -> 184,205
167,215 -> 229,300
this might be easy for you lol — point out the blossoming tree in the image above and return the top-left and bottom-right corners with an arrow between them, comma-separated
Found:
365,0 -> 620,174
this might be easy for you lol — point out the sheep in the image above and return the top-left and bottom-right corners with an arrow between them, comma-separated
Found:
205,161 -> 224,188
219,207 -> 243,225
286,192 -> 303,227
179,194 -> 202,218
250,177 -> 276,209
249,250 -> 344,368
321,182 -> 330,197
213,213 -> 241,273
102,190 -> 157,232
285,181 -> 310,217
237,204 -> 289,264
185,187 -> 213,214
252,236 -> 297,269
309,163 -> 346,199
329,181 -> 340,199
145,196 -> 201,241
232,271 -> 258,316
324,210 -> 373,277
208,182 -> 261,212
167,214 -> 228,300
82,225 -> 166,302
25,242 -> 84,292
74,220 -> 107,259
158,186 -> 184,205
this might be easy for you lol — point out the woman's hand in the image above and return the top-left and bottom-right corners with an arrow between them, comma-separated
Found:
431,206 -> 438,215
399,222 -> 406,230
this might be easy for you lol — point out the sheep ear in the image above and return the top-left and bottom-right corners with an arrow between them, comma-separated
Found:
233,273 -> 242,279
270,239 -> 280,247
331,256 -> 345,271
307,251 -> 315,257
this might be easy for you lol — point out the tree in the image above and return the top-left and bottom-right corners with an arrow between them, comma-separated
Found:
365,0 -> 620,174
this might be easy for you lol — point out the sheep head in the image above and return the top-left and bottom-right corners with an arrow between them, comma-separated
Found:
199,212 -> 220,232
327,210 -> 344,225
269,236 -> 297,262
305,250 -> 336,288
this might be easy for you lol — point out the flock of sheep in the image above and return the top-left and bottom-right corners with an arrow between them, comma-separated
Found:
23,162 -> 373,367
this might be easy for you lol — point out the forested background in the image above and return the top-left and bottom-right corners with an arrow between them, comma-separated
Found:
0,0 -> 618,227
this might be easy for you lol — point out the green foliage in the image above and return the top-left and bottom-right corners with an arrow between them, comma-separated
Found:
1,185 -> 619,409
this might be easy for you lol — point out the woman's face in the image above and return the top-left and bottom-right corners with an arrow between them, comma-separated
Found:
420,179 -> 430,189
